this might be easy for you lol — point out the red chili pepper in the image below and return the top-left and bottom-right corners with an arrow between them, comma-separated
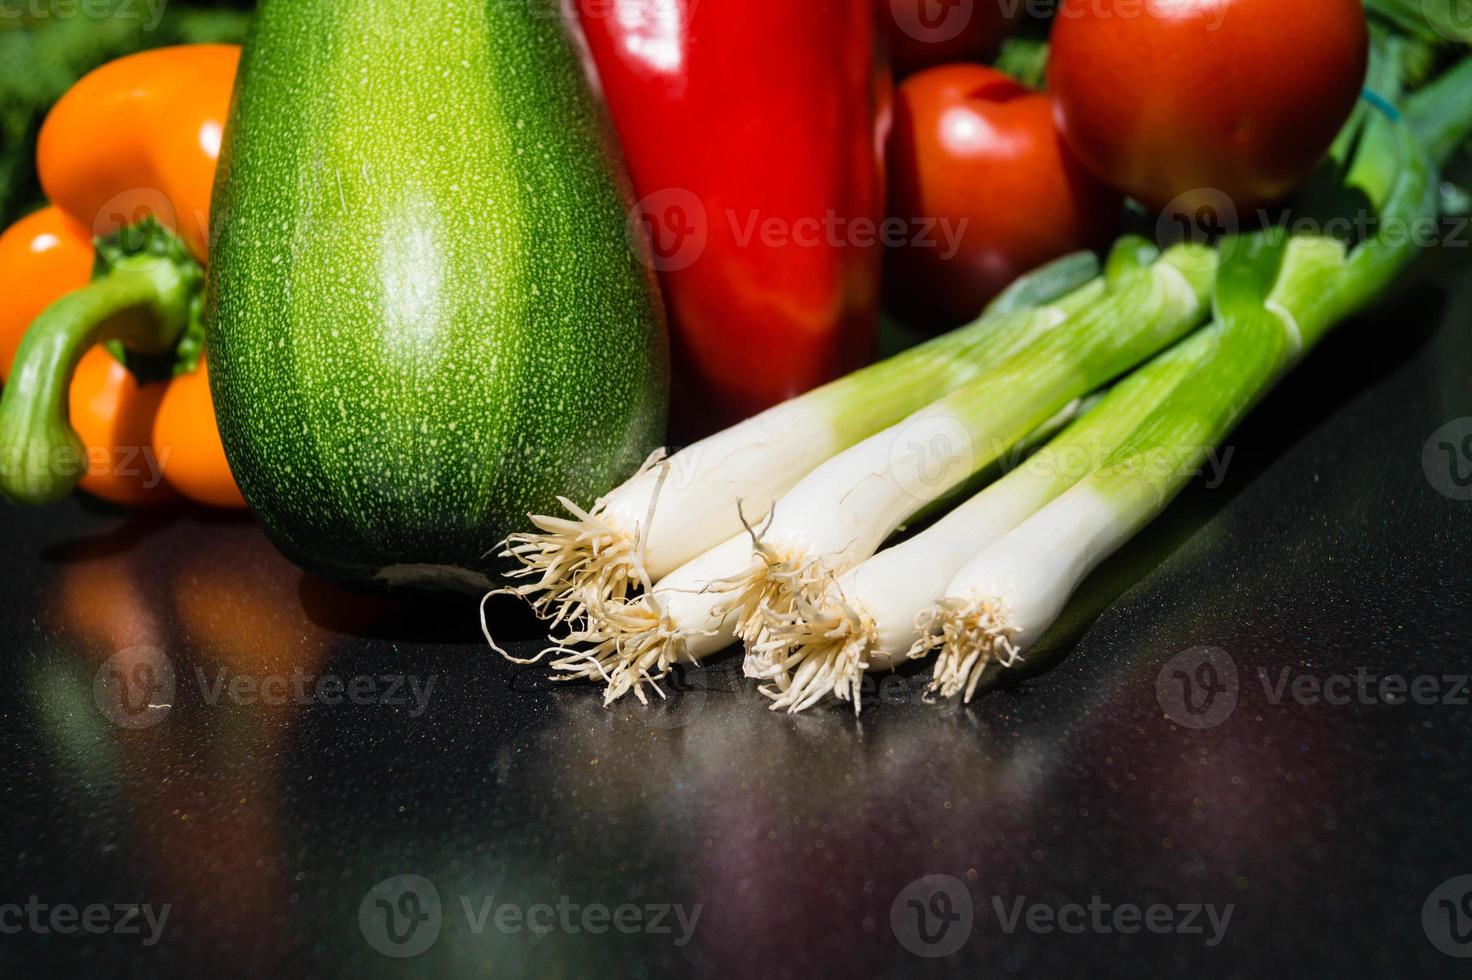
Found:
577,0 -> 887,435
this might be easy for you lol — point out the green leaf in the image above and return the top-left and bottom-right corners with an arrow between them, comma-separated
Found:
993,37 -> 1049,89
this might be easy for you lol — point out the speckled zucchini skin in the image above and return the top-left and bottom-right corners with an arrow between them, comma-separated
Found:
206,0 -> 667,589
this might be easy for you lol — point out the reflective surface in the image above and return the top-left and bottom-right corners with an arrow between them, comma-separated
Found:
4,264 -> 1472,978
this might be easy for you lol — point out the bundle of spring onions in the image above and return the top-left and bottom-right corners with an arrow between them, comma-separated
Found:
492,49 -> 1472,714
496,251 -> 1103,630
753,325 -> 1218,712
493,243 -> 1216,701
724,243 -> 1213,675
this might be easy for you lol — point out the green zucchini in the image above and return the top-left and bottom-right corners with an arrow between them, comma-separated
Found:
206,0 -> 668,590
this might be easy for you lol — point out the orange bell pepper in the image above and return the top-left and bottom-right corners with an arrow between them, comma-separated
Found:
0,45 -> 245,508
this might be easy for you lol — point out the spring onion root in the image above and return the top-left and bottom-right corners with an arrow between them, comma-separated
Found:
912,597 -> 1023,702
542,533 -> 751,704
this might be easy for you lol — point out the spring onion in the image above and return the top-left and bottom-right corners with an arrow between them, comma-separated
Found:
496,254 -> 1103,629
528,241 -> 1209,703
753,324 -> 1218,713
918,105 -> 1438,702
730,242 -> 1216,686
542,397 -> 1089,703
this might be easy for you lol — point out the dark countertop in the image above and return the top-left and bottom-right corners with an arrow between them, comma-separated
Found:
3,259 -> 1471,979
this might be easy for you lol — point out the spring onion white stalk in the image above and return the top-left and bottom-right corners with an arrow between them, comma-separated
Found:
730,243 -> 1217,686
919,111 -> 1439,701
496,255 -> 1104,629
544,400 -> 1089,703
753,325 -> 1218,713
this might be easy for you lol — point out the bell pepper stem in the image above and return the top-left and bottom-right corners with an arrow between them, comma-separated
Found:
0,256 -> 196,505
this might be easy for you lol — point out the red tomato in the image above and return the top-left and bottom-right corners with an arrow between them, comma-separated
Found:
879,0 -> 1020,77
885,65 -> 1120,324
1049,0 -> 1368,214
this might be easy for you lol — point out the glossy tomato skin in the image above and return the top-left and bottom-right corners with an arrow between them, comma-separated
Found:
886,65 -> 1120,325
879,0 -> 1020,77
1049,0 -> 1368,213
